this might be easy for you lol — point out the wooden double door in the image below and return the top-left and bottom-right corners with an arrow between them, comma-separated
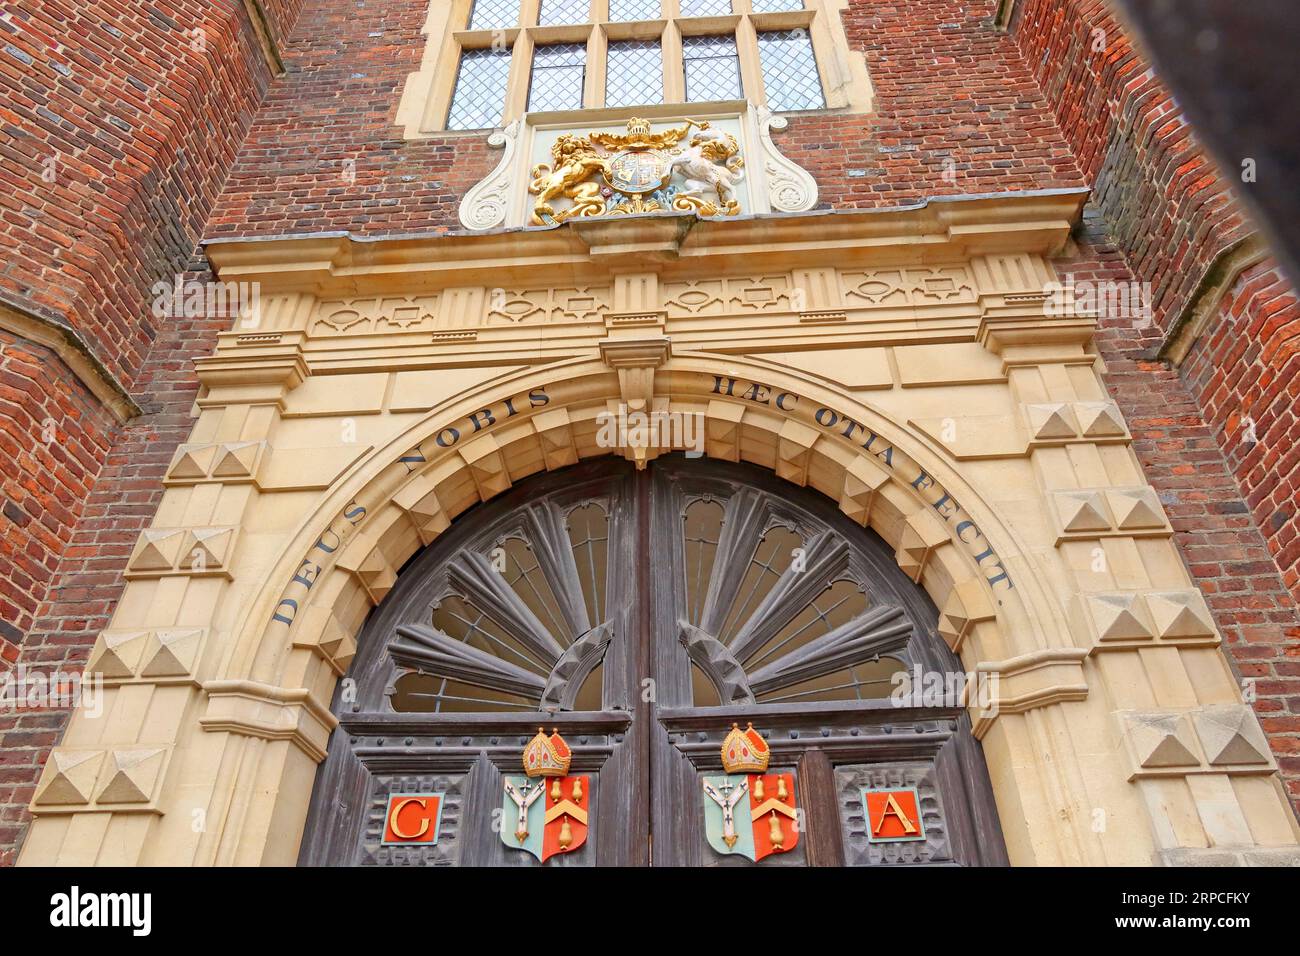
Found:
301,455 -> 1006,866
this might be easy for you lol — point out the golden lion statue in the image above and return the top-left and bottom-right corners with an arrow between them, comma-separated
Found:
528,135 -> 609,225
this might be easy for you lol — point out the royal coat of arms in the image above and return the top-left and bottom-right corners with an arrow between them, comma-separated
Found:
528,116 -> 745,225
702,723 -> 799,862
502,728 -> 589,862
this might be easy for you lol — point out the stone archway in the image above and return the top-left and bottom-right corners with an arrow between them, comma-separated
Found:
19,202 -> 1298,867
135,355 -> 1122,865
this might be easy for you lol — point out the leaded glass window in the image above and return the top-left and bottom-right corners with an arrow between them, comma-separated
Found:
750,0 -> 803,11
528,43 -> 587,112
679,0 -> 732,16
467,0 -> 517,30
605,40 -> 664,107
757,29 -> 824,111
608,0 -> 660,21
682,35 -> 742,102
446,48 -> 511,130
538,0 -> 589,26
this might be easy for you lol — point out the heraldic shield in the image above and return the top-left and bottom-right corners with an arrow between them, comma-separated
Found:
502,729 -> 589,862
702,724 -> 799,861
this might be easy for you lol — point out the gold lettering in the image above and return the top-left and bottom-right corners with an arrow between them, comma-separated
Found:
873,792 -> 919,836
388,797 -> 431,840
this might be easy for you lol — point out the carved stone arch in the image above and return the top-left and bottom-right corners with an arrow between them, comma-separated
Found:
209,356 -> 1093,864
236,352 -> 1057,694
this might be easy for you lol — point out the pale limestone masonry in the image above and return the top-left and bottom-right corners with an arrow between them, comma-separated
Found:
19,192 -> 1300,866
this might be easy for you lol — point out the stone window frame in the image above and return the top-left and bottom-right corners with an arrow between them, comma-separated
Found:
397,0 -> 871,136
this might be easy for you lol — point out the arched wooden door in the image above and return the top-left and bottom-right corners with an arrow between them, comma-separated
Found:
300,456 -> 1007,866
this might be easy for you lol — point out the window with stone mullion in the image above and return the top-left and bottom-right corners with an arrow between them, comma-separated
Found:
682,34 -> 742,102
529,43 -> 588,112
606,39 -> 664,108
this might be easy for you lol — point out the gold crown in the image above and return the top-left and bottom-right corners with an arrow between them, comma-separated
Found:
523,727 -> 572,778
625,116 -> 651,137
721,722 -> 770,774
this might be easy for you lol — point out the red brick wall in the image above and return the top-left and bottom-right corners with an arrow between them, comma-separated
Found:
0,261 -> 232,866
2,0 -> 1297,863
0,1 -> 282,387
205,0 -> 1086,237
1056,214 -> 1300,812
1181,260 -> 1300,604
0,0 -> 304,863
1009,0 -> 1300,613
0,333 -> 116,662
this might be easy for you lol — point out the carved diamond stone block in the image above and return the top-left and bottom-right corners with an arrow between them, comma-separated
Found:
1106,489 -> 1167,530
183,527 -> 235,570
355,549 -> 398,604
394,481 -> 451,546
1054,491 -> 1112,533
34,750 -> 104,806
211,440 -> 263,479
1192,706 -> 1271,767
838,456 -> 888,527
141,628 -> 205,679
1145,591 -> 1216,639
460,435 -> 511,498
1025,402 -> 1079,440
775,419 -> 818,486
1124,712 -> 1199,770
705,400 -> 744,461
1075,401 -> 1127,438
86,630 -> 150,679
129,528 -> 185,572
532,407 -> 578,471
1087,593 -> 1154,642
168,444 -> 217,480
95,747 -> 167,804
936,578 -> 997,652
895,509 -> 949,583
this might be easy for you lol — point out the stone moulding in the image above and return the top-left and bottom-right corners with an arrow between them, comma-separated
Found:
206,189 -> 1091,296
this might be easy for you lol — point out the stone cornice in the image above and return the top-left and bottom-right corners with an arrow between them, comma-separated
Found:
201,189 -> 1090,295
0,294 -> 141,423
199,679 -> 338,763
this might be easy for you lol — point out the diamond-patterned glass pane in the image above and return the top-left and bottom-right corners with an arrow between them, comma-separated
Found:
538,0 -> 589,25
446,48 -> 511,130
528,43 -> 587,112
750,0 -> 802,11
682,35 -> 741,102
608,0 -> 660,21
679,0 -> 731,15
605,40 -> 663,107
758,29 -> 824,111
468,0 -> 518,29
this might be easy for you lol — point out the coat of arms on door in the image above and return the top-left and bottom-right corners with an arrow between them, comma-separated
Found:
702,723 -> 799,861
502,728 -> 589,862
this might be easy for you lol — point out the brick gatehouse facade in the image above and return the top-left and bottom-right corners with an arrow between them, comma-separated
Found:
1,0 -> 1296,866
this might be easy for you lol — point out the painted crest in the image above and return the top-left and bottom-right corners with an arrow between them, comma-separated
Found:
604,148 -> 672,195
502,728 -> 589,862
702,723 -> 798,861
528,116 -> 744,224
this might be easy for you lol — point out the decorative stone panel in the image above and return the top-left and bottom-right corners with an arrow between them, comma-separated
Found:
32,746 -> 171,813
1118,707 -> 1275,780
360,773 -> 464,867
836,762 -> 951,866
85,627 -> 207,685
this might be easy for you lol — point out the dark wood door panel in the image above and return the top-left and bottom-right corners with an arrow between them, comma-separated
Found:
300,455 -> 1006,866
